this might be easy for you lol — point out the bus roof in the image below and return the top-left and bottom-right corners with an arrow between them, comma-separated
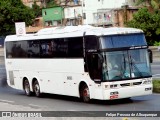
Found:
5,25 -> 143,42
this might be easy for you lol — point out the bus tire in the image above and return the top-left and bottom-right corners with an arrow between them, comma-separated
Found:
24,79 -> 32,96
33,80 -> 41,97
80,84 -> 90,103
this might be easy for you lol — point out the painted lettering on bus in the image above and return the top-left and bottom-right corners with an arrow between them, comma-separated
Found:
67,76 -> 72,80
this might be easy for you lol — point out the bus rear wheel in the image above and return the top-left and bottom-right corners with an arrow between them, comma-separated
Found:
24,79 -> 32,96
80,84 -> 90,103
33,80 -> 41,97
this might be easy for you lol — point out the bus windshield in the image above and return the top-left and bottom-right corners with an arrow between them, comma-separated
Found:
102,49 -> 152,81
101,33 -> 147,48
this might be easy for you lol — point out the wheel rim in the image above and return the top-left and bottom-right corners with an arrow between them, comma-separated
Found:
24,80 -> 30,95
82,87 -> 90,102
34,82 -> 40,96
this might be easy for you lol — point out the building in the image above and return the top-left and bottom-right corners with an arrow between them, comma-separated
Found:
82,0 -> 125,25
22,0 -> 139,31
42,7 -> 64,27
63,6 -> 83,26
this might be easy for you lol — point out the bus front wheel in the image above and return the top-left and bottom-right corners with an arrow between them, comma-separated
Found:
33,80 -> 41,97
80,84 -> 90,103
24,79 -> 32,96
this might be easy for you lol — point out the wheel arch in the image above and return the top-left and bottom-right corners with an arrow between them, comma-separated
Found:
78,81 -> 88,97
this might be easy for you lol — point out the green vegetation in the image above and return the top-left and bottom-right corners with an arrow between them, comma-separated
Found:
136,0 -> 160,10
46,0 -> 58,8
0,0 -> 35,35
126,0 -> 160,45
126,8 -> 160,46
153,41 -> 160,46
153,80 -> 160,93
32,2 -> 42,18
0,0 -> 58,36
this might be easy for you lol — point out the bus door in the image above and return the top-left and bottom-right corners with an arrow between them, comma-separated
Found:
86,53 -> 102,81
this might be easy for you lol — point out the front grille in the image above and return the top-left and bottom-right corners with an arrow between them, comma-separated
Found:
120,83 -> 130,87
120,82 -> 142,87
133,82 -> 142,85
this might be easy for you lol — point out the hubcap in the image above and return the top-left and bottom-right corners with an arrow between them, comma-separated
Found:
34,83 -> 40,95
83,89 -> 89,97
25,81 -> 30,94
83,87 -> 90,102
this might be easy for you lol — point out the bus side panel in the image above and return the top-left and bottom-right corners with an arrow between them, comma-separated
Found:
13,70 -> 23,90
38,71 -> 65,95
92,84 -> 104,100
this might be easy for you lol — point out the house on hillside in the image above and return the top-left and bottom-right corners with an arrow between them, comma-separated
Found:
42,7 -> 64,27
22,0 -> 140,32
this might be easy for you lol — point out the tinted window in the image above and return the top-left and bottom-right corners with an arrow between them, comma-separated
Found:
6,41 -> 28,58
40,39 -> 56,58
101,34 -> 147,49
67,37 -> 83,58
6,37 -> 84,58
28,40 -> 40,58
54,39 -> 68,58
85,36 -> 98,51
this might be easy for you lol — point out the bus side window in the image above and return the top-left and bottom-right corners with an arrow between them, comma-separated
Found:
28,41 -> 40,58
40,39 -> 58,58
10,42 -> 27,58
67,37 -> 83,58
85,36 -> 98,50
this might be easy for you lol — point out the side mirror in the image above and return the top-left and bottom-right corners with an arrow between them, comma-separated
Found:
148,49 -> 153,63
94,79 -> 101,84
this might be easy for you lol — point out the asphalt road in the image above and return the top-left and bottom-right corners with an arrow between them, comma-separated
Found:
0,85 -> 159,111
151,62 -> 160,79
0,86 -> 160,120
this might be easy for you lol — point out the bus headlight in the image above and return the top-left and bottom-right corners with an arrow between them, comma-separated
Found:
143,80 -> 152,84
110,84 -> 118,88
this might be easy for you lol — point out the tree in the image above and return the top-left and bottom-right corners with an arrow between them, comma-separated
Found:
32,1 -> 42,17
126,8 -> 160,45
41,0 -> 57,8
136,0 -> 160,11
46,0 -> 57,8
0,0 -> 35,35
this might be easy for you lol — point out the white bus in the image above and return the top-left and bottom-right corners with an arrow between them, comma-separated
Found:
4,25 -> 152,102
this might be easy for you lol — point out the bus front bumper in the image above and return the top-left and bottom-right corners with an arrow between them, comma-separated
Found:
103,84 -> 152,100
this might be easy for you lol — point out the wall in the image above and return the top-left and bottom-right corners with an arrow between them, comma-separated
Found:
42,7 -> 63,26
83,0 -> 126,25
149,46 -> 160,62
64,6 -> 82,19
